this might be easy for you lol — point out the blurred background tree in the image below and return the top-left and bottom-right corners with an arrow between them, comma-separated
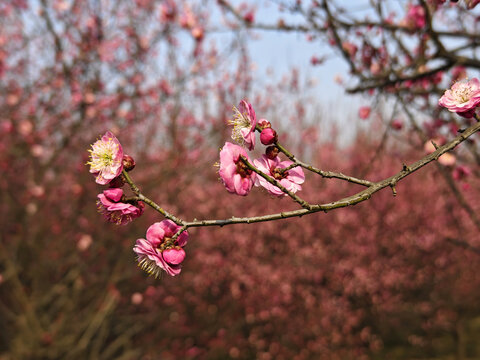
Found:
1,0 -> 480,359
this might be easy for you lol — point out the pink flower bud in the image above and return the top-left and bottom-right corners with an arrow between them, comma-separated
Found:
358,106 -> 371,120
260,128 -> 277,145
122,154 -> 136,172
163,248 -> 186,265
243,10 -> 254,23
391,119 -> 403,130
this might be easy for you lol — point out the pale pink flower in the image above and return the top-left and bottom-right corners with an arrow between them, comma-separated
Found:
131,292 -> 143,305
424,138 -> 446,154
253,155 -> 305,196
358,106 -> 371,120
342,42 -> 358,58
218,142 -> 256,196
228,100 -> 257,150
97,188 -> 144,225
438,153 -> 456,167
77,234 -> 93,251
133,220 -> 189,277
438,78 -> 480,117
88,131 -> 124,185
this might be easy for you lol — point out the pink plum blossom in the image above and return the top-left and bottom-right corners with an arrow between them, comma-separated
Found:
253,155 -> 305,196
228,100 -> 257,150
218,142 -> 256,196
88,131 -> 124,185
133,220 -> 189,277
96,188 -> 144,225
358,106 -> 371,120
438,78 -> 480,117
438,153 -> 456,167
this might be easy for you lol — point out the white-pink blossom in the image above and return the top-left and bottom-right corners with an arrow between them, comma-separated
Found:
88,131 -> 124,185
438,78 -> 480,118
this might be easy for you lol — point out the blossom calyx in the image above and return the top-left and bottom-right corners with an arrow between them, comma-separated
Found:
265,146 -> 280,160
122,154 -> 136,172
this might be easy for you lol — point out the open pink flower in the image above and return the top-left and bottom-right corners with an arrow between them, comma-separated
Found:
88,131 -> 124,185
253,155 -> 305,196
439,78 -> 480,117
96,188 -> 144,225
228,100 -> 257,150
133,220 -> 188,277
218,142 -> 256,196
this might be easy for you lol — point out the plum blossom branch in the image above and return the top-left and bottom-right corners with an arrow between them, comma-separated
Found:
122,170 -> 185,226
178,119 -> 480,229
89,76 -> 480,278
274,140 -> 375,187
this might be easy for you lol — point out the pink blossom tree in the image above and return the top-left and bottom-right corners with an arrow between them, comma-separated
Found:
2,0 -> 480,359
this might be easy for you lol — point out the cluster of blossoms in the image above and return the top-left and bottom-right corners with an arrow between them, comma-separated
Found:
88,131 -> 144,224
134,220 -> 188,277
88,131 -> 189,277
220,100 -> 305,197
87,82 -> 475,279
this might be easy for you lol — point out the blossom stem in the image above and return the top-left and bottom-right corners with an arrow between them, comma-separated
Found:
122,170 -> 185,226
274,140 -> 375,187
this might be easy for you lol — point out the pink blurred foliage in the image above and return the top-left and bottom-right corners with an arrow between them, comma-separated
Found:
2,0 -> 480,359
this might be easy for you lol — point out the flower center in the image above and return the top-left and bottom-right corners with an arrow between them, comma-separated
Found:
453,84 -> 473,103
235,158 -> 253,178
271,167 -> 288,180
88,140 -> 118,171
228,106 -> 252,144
156,236 -> 176,252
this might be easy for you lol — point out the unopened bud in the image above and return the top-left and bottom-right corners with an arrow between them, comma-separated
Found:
391,119 -> 403,130
122,154 -> 136,172
265,145 -> 279,160
260,128 -> 277,145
